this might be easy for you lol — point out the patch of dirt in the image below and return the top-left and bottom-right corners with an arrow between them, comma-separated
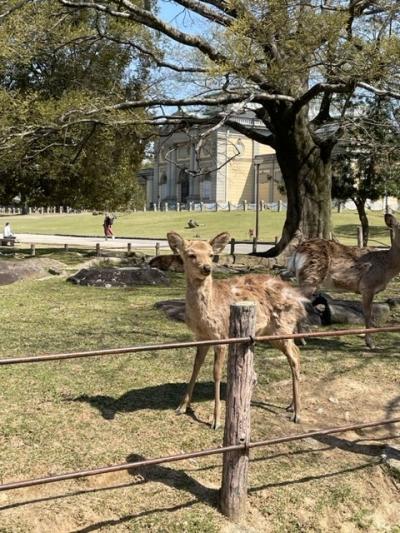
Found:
0,258 -> 67,285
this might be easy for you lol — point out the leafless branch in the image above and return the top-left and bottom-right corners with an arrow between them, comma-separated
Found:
173,0 -> 234,26
59,0 -> 226,63
358,82 -> 400,101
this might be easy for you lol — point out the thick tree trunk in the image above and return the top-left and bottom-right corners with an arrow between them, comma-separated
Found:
254,111 -> 333,257
354,198 -> 369,246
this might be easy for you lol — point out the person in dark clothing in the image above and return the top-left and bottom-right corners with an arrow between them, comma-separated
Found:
103,214 -> 114,239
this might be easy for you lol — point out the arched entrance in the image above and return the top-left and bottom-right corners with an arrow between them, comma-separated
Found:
178,169 -> 190,203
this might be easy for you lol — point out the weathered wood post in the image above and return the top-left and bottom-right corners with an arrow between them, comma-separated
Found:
229,238 -> 236,256
252,236 -> 257,254
220,302 -> 257,523
64,244 -> 69,252
127,242 -> 132,254
30,244 -> 36,256
155,242 -> 160,256
96,243 -> 101,256
357,226 -> 364,247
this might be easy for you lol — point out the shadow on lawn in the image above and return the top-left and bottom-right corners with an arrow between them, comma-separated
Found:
0,454 -> 216,532
70,453 -> 218,533
72,381 -> 226,420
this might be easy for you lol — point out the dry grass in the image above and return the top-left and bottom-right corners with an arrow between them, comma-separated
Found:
0,259 -> 399,532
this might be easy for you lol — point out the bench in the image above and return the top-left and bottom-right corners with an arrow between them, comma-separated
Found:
0,236 -> 16,246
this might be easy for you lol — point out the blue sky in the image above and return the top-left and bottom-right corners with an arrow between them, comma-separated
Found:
158,1 -> 208,33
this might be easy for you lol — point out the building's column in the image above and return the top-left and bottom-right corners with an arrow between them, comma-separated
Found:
215,129 -> 228,203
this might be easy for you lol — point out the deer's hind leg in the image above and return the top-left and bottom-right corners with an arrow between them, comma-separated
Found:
177,344 -> 209,415
362,290 -> 376,349
273,339 -> 301,423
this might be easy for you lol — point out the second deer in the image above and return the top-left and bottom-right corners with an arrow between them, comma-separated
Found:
167,231 -> 307,429
289,214 -> 400,349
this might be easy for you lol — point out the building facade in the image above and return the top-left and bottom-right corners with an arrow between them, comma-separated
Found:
145,113 -> 285,208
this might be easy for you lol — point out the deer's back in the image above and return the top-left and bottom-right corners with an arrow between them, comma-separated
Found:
293,238 -> 375,293
187,274 -> 306,340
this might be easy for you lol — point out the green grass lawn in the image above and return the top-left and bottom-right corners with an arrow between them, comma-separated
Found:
0,262 -> 399,532
1,209 -> 393,245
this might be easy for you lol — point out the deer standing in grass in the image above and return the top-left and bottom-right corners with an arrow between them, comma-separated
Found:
289,214 -> 400,349
167,231 -> 307,429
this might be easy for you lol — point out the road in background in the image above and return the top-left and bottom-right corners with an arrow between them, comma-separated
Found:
15,234 -> 273,255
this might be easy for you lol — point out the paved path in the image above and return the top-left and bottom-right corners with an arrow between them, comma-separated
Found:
15,233 -> 273,255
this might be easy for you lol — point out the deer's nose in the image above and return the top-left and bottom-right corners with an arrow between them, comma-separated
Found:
201,264 -> 212,275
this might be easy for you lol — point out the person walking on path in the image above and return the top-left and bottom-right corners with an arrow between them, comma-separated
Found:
103,214 -> 114,240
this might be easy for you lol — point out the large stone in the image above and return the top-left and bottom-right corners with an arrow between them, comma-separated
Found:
0,258 -> 67,285
154,299 -> 185,321
311,293 -> 391,325
67,266 -> 169,287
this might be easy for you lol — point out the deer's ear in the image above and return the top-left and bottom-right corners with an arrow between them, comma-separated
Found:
167,232 -> 185,255
209,232 -> 231,254
384,214 -> 398,228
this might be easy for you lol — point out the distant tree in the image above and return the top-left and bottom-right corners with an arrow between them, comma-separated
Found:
0,1 -> 151,209
332,98 -> 400,245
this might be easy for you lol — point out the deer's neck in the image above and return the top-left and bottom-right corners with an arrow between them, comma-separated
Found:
186,275 -> 215,314
387,244 -> 400,274
184,274 -> 219,332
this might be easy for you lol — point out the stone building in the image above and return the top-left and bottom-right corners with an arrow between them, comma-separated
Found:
143,112 -> 285,208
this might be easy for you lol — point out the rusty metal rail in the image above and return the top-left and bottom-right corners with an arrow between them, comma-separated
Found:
1,416 -> 399,492
1,325 -> 399,366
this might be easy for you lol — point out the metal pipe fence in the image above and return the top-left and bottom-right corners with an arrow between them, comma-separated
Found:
1,325 -> 399,366
1,322 -> 399,504
1,417 -> 399,493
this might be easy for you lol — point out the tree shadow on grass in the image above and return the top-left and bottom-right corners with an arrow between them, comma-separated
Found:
71,381 -> 226,420
249,461 -> 374,493
71,452 -> 217,533
0,453 -> 216,533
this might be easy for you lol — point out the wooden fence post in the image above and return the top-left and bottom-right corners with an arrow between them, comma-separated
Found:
30,244 -> 36,256
64,244 -> 69,252
229,238 -> 236,256
220,302 -> 256,523
127,242 -> 132,253
357,226 -> 363,247
155,242 -> 160,256
96,243 -> 101,256
252,236 -> 257,254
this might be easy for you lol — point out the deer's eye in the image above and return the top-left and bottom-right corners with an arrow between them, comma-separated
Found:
188,253 -> 196,259
209,253 -> 214,258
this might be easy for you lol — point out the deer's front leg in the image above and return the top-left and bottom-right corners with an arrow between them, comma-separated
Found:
176,344 -> 209,415
278,339 -> 301,423
362,290 -> 376,349
211,345 -> 227,430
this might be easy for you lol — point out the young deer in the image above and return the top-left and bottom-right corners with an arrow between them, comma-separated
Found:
167,231 -> 307,429
289,214 -> 400,349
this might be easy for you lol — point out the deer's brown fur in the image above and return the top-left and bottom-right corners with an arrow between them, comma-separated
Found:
167,231 -> 307,429
289,214 -> 400,348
